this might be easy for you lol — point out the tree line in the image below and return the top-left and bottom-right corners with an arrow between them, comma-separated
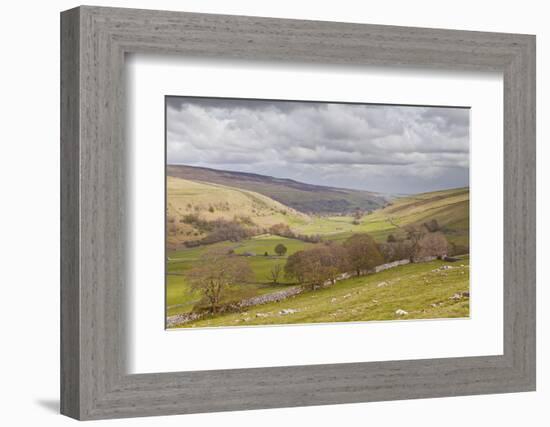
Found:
177,216 -> 323,248
284,227 -> 448,290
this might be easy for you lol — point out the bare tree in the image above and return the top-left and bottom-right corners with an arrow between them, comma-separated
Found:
415,232 -> 448,259
343,234 -> 384,276
324,243 -> 350,284
269,264 -> 283,284
185,248 -> 254,314
405,224 -> 425,243
284,250 -> 307,285
284,245 -> 347,290
379,240 -> 414,262
384,217 -> 449,261
403,224 -> 427,261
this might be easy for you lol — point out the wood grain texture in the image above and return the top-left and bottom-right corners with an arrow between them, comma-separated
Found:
60,6 -> 536,420
60,7 -> 80,419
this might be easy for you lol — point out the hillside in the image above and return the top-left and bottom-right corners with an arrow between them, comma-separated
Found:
373,187 -> 469,247
172,256 -> 470,328
167,173 -> 469,252
294,187 -> 469,250
166,176 -> 309,249
167,164 -> 389,214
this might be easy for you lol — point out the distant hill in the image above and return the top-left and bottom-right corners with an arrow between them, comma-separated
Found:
167,164 -> 389,214
381,188 -> 469,226
166,176 -> 309,249
372,187 -> 470,249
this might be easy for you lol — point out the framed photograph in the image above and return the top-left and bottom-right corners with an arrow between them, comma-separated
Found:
164,96 -> 472,330
61,6 -> 536,420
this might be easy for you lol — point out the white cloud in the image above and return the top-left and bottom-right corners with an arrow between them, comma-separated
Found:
166,97 -> 469,194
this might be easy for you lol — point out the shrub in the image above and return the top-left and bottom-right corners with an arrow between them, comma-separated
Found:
235,215 -> 256,227
269,223 -> 293,238
199,220 -> 252,244
182,213 -> 200,224
298,234 -> 322,243
269,223 -> 321,243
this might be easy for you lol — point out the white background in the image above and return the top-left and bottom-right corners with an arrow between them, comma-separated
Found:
0,1 -> 547,426
128,57 -> 503,373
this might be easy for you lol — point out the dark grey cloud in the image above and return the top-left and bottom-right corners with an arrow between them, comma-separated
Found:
166,96 -> 469,194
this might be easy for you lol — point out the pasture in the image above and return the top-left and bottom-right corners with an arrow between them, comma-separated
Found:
174,256 -> 470,328
166,235 -> 311,317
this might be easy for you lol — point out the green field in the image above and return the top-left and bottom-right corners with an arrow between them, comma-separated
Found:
167,235 -> 311,317
174,256 -> 470,328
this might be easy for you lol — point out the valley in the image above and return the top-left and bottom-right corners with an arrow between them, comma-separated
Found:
166,165 -> 470,328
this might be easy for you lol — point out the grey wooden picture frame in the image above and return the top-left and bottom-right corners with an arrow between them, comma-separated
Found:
60,5 -> 536,421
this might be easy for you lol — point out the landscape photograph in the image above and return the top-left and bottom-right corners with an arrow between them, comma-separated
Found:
165,96 -> 470,329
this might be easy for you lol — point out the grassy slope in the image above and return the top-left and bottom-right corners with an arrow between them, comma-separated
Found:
173,256 -> 470,328
167,176 -> 309,248
167,164 -> 389,214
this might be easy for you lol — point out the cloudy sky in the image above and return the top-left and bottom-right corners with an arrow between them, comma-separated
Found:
166,97 -> 469,195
